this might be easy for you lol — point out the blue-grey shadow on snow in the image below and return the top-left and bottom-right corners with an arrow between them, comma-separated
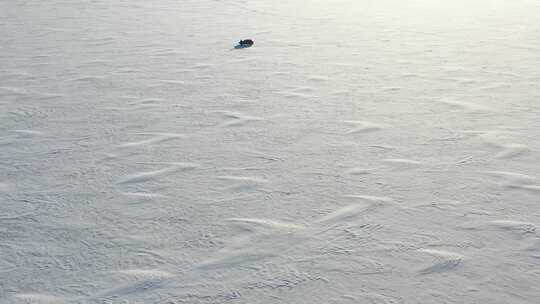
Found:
233,44 -> 253,49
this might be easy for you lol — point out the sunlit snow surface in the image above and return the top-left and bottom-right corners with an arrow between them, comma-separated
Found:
1,0 -> 540,303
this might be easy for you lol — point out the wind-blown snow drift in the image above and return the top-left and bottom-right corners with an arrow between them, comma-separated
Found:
1,0 -> 540,303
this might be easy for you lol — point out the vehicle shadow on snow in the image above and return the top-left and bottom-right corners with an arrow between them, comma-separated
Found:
233,44 -> 253,49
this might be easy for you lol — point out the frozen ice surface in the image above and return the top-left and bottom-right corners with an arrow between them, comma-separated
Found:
1,0 -> 540,303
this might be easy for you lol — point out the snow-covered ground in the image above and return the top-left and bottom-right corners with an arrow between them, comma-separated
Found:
2,0 -> 540,303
